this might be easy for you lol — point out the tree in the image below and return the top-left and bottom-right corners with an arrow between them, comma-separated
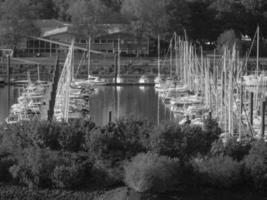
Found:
121,0 -> 171,39
23,0 -> 57,19
67,0 -> 110,37
186,0 -> 219,44
0,0 -> 40,48
53,0 -> 72,21
216,29 -> 242,54
166,0 -> 191,38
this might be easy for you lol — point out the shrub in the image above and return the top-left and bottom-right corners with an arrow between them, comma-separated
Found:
0,120 -> 96,153
201,117 -> 221,144
9,147 -> 62,188
192,155 -> 242,188
0,151 -> 15,182
211,138 -> 252,161
35,120 -> 95,152
182,125 -> 215,158
52,152 -> 92,189
124,152 -> 180,193
149,120 -> 221,162
9,147 -> 92,189
244,140 -> 267,188
86,119 -> 151,184
149,122 -> 185,159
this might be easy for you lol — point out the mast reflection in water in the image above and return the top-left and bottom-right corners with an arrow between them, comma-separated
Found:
90,86 -> 173,126
0,86 -> 173,125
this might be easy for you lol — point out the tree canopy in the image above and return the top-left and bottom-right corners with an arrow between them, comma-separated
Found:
0,0 -> 267,46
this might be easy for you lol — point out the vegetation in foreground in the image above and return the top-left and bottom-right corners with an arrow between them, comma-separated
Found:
0,117 -> 266,199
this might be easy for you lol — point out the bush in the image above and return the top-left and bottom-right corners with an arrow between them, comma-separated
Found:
182,125 -> 216,158
9,147 -> 92,189
52,152 -> 92,189
149,122 -> 185,159
0,120 -> 96,153
201,117 -> 221,144
9,148 -> 61,188
149,120 -> 221,162
244,140 -> 267,188
192,155 -> 242,188
35,120 -> 95,152
211,138 -> 252,161
86,119 -> 151,185
0,151 -> 15,182
124,152 -> 180,193
87,119 -> 150,162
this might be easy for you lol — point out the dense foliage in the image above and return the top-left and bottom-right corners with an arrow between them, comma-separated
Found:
0,118 -> 267,197
124,152 -> 180,193
0,0 -> 267,48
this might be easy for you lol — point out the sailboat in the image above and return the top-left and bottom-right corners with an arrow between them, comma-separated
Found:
74,37 -> 105,86
154,35 -> 162,86
243,26 -> 267,87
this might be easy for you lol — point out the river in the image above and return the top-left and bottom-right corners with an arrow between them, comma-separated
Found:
0,85 -> 173,125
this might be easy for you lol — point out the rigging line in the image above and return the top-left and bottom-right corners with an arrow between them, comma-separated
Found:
75,52 -> 86,78
244,29 -> 257,71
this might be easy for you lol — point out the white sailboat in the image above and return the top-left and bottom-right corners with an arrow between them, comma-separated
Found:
74,37 -> 105,86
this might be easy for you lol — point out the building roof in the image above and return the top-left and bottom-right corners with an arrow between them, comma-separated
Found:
33,19 -> 69,29
33,19 -> 70,36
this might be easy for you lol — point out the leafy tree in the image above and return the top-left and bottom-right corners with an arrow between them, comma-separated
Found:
0,0 -> 40,48
23,0 -> 57,19
121,0 -> 171,38
67,0 -> 110,37
53,0 -> 72,21
166,0 -> 191,37
216,29 -> 242,54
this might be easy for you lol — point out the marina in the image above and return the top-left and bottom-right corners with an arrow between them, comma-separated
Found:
2,29 -> 267,140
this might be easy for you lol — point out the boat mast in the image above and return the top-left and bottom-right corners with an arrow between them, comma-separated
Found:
118,37 -> 121,78
170,37 -> 173,78
88,36 -> 91,79
256,25 -> 259,76
158,35 -> 160,78
37,64 -> 40,82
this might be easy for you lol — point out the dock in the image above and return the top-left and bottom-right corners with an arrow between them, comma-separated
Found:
106,82 -> 155,86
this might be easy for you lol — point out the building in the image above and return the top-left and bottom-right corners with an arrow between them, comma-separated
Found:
15,19 -> 150,57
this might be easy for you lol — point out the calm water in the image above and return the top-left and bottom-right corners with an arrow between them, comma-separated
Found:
0,86 -> 173,125
90,86 -> 173,126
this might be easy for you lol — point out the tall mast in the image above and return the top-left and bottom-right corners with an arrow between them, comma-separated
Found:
37,64 -> 40,81
256,25 -> 259,76
174,33 -> 179,77
170,38 -> 173,78
158,35 -> 160,78
118,37 -> 121,77
88,36 -> 91,79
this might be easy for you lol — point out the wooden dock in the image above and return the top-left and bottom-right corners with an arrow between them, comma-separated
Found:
106,82 -> 155,86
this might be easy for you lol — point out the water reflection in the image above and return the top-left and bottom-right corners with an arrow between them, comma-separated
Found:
0,86 -> 173,126
90,86 -> 173,126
